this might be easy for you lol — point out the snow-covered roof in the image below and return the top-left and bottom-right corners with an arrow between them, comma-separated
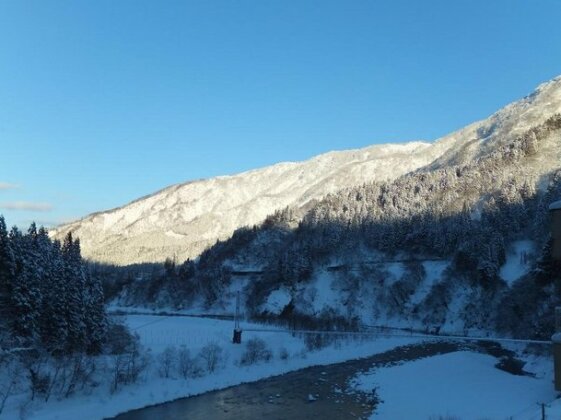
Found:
549,200 -> 561,211
552,332 -> 561,343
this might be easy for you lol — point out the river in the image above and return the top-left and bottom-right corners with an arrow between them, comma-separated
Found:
110,341 -> 481,420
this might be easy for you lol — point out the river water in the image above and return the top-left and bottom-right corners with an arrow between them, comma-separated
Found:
111,341 -> 467,420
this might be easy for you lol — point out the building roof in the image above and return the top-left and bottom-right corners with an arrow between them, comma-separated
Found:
550,200 -> 561,211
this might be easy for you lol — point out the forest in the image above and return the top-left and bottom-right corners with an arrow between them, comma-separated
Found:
0,217 -> 144,413
102,115 -> 561,340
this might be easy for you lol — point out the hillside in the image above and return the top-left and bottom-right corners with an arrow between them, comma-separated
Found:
52,76 -> 561,266
51,141 -> 437,264
105,75 -> 561,339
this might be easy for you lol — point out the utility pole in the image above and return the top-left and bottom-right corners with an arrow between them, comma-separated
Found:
232,291 -> 242,344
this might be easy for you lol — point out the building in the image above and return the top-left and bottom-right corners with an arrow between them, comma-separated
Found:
550,200 -> 561,261
549,200 -> 561,391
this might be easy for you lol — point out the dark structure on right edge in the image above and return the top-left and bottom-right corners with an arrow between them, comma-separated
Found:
549,199 -> 561,391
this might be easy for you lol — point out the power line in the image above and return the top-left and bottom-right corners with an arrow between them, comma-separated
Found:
243,327 -> 551,345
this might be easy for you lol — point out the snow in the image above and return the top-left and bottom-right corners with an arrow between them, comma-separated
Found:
499,240 -> 535,285
351,351 -> 557,420
126,314 -> 247,352
164,230 -> 186,238
422,260 -> 449,282
409,260 -> 450,306
50,75 -> 561,266
536,398 -> 561,419
3,314 -> 420,420
5,315 -> 560,420
550,200 -> 561,211
50,140 -> 437,265
261,288 -> 292,315
305,270 -> 341,315
113,275 -> 252,316
384,262 -> 405,285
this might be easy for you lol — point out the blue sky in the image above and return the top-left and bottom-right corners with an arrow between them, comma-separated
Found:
1,0 -> 561,228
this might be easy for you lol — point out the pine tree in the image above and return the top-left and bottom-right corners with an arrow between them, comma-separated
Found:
8,225 -> 42,344
0,216 -> 15,344
39,233 -> 69,353
0,218 -> 109,354
62,233 -> 87,352
83,266 -> 107,354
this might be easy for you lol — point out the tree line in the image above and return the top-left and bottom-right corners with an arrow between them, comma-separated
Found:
0,216 -> 107,355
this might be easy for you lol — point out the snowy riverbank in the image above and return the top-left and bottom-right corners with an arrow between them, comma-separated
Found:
351,350 -> 558,419
3,314 -> 419,419
3,314 -> 560,420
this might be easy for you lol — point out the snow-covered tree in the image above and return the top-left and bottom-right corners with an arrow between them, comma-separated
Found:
8,225 -> 42,345
62,233 -> 87,352
0,216 -> 15,345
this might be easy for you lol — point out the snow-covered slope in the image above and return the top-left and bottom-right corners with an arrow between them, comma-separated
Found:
427,75 -> 561,169
51,75 -> 561,265
50,142 -> 439,264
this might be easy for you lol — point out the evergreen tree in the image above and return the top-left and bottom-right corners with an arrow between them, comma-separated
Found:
40,235 -> 69,353
0,218 -> 108,355
0,216 -> 15,344
84,266 -> 107,354
62,233 -> 87,352
8,226 -> 42,344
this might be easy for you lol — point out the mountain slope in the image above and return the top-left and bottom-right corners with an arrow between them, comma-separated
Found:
51,141 -> 438,264
102,75 -> 561,340
108,110 -> 561,337
427,75 -> 561,169
51,75 -> 561,265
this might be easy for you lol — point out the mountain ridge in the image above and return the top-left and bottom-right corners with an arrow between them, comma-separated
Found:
50,140 -> 441,264
51,75 -> 561,265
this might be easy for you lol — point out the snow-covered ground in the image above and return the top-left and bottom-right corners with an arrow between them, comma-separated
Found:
126,314 -> 296,354
411,260 -> 450,306
351,350 -> 557,419
499,240 -> 535,285
260,287 -> 292,315
3,315 -> 419,420
4,315 -> 560,420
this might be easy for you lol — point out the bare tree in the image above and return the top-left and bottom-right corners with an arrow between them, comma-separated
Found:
0,355 -> 23,415
199,342 -> 224,373
158,346 -> 177,378
110,337 -> 150,394
177,346 -> 195,379
64,353 -> 96,398
240,338 -> 272,365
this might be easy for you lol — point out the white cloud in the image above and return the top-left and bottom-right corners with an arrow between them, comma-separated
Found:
0,182 -> 19,190
0,201 -> 53,212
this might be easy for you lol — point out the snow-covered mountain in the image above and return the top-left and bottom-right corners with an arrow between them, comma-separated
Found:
51,75 -> 561,265
50,141 -> 441,264
427,75 -> 561,169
